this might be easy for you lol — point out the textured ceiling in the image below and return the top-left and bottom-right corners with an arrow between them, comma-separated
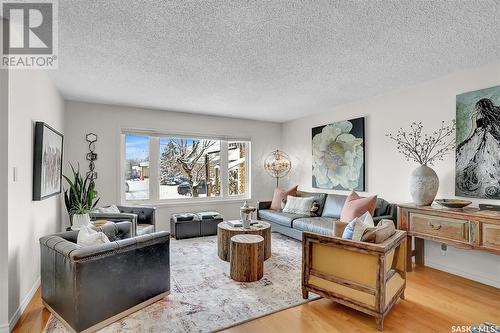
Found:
51,1 -> 500,122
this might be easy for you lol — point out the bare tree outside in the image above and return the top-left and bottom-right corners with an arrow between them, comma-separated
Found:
160,138 -> 218,197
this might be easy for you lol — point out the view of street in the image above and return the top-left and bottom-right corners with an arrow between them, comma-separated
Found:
125,179 -> 213,200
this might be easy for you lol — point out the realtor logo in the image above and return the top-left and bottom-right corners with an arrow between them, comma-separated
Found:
1,0 -> 58,68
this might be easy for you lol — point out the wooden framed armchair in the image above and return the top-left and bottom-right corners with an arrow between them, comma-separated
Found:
302,229 -> 407,330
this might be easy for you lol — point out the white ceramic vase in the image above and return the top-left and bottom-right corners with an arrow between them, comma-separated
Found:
410,165 -> 439,206
71,213 -> 91,230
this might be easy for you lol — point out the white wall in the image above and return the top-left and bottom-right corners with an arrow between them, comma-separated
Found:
7,70 -> 64,327
0,66 -> 9,333
281,62 -> 500,288
63,101 -> 281,231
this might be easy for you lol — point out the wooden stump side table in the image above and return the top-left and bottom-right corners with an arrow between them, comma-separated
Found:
217,220 -> 271,261
230,234 -> 264,282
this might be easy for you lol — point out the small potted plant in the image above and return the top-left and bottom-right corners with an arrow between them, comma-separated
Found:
386,120 -> 455,206
63,164 -> 100,230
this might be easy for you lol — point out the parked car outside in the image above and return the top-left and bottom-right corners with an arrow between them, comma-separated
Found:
161,176 -> 189,186
177,181 -> 207,196
162,177 -> 178,186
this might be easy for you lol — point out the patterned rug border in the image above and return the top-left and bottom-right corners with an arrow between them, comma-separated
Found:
43,287 -> 320,333
213,294 -> 320,332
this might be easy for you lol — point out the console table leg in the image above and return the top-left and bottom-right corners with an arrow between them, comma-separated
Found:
406,235 -> 413,272
415,238 -> 425,266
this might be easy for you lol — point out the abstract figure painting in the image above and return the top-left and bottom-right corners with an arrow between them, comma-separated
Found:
33,122 -> 64,201
456,85 -> 500,199
312,117 -> 365,191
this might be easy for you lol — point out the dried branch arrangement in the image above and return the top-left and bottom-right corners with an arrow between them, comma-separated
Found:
386,120 -> 456,166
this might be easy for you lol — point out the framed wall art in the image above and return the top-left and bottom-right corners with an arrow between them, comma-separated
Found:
312,117 -> 365,191
33,122 -> 64,201
456,85 -> 500,199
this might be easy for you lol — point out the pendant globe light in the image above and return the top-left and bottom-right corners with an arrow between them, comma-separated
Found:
264,149 -> 291,187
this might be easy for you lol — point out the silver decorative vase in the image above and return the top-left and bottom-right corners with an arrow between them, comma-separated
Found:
240,201 -> 255,229
410,165 -> 439,206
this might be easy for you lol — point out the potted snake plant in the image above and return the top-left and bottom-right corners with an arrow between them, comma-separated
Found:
63,163 -> 100,230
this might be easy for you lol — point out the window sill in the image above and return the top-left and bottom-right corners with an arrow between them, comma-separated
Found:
123,196 -> 252,208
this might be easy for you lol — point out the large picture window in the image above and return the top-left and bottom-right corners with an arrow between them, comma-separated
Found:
159,138 -> 221,199
123,131 -> 250,203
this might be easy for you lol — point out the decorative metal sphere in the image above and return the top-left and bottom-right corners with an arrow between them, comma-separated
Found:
264,150 -> 291,179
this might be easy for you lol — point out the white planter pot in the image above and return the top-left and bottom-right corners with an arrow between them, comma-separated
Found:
410,165 -> 439,206
72,213 -> 90,230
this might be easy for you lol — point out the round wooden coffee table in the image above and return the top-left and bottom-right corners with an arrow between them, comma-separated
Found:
230,234 -> 264,282
217,220 -> 271,261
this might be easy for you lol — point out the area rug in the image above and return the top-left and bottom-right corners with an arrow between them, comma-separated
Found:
43,233 -> 319,333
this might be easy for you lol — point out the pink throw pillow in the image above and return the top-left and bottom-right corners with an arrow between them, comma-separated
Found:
270,186 -> 298,211
340,191 -> 377,222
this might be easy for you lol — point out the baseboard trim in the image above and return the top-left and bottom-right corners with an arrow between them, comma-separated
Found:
425,260 -> 500,288
8,277 -> 41,331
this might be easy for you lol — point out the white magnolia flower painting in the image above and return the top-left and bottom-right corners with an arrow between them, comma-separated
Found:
312,117 -> 365,191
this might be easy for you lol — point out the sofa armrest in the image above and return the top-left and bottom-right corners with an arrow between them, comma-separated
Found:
90,213 -> 138,235
39,234 -> 81,307
373,215 -> 394,225
70,242 -> 120,261
257,201 -> 272,219
118,206 -> 156,233
257,201 -> 272,210
93,221 -> 133,240
40,234 -> 81,259
90,212 -> 137,222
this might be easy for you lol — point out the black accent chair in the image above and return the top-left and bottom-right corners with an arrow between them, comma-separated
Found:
39,222 -> 170,333
90,205 -> 156,236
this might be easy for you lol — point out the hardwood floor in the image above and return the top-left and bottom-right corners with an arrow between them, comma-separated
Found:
12,288 -> 50,333
13,266 -> 500,333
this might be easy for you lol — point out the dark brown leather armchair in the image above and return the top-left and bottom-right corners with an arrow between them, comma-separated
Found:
39,222 -> 170,332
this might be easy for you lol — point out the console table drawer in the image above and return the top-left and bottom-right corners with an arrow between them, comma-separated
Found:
409,213 -> 469,242
482,224 -> 500,250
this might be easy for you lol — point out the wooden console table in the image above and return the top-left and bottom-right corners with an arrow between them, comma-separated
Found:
398,203 -> 500,272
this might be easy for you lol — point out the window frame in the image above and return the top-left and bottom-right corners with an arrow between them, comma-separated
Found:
227,140 -> 251,198
120,129 -> 251,206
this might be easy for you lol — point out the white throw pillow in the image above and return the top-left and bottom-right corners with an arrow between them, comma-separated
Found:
77,226 -> 110,246
282,196 -> 314,215
352,212 -> 375,241
97,205 -> 121,214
